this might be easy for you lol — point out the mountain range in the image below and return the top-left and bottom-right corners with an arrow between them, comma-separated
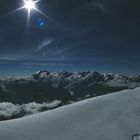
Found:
0,71 -> 140,120
0,70 -> 140,104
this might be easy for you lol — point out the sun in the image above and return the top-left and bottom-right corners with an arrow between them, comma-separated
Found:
9,0 -> 49,26
22,0 -> 39,25
24,0 -> 36,11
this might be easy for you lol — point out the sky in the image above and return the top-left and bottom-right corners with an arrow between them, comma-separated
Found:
0,0 -> 140,76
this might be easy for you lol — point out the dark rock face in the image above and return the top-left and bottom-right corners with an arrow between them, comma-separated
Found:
0,79 -> 72,104
31,71 -> 140,99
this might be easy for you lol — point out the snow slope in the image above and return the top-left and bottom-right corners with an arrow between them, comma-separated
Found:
0,88 -> 140,140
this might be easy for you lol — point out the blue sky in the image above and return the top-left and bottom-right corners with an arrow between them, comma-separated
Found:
0,0 -> 140,75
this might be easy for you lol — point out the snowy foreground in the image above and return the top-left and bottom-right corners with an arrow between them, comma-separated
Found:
0,88 -> 140,140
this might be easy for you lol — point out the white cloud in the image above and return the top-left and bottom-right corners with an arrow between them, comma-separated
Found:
37,38 -> 54,51
22,101 -> 61,115
0,101 -> 62,120
0,55 -> 19,61
85,2 -> 107,13
0,102 -> 21,118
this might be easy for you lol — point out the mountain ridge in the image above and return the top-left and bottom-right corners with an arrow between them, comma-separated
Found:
0,88 -> 140,140
0,71 -> 140,120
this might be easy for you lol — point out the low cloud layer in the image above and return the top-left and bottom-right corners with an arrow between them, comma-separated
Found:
0,101 -> 62,120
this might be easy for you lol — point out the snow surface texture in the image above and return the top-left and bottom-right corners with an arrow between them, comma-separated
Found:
0,88 -> 140,140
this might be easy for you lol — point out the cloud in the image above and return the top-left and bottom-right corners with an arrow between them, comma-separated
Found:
84,2 -> 107,13
22,101 -> 61,115
37,38 -> 54,51
0,101 -> 62,120
0,55 -> 19,61
0,102 -> 21,118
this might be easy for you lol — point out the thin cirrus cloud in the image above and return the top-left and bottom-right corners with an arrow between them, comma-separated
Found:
84,2 -> 107,13
37,38 -> 54,51
0,55 -> 20,61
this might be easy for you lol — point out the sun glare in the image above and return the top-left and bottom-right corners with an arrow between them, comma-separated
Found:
22,0 -> 39,25
24,0 -> 36,11
9,0 -> 49,26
